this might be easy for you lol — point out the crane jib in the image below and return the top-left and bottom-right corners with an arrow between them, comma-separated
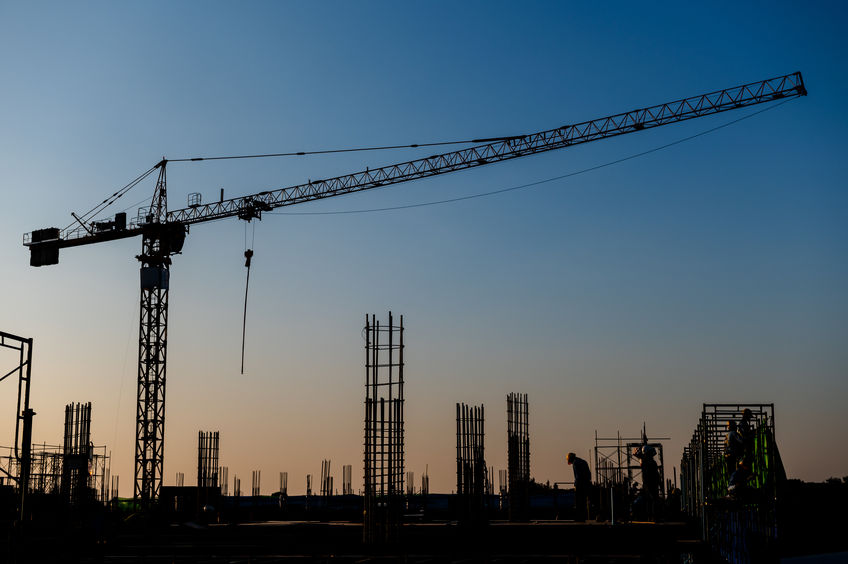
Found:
24,71 -> 805,262
167,71 -> 805,225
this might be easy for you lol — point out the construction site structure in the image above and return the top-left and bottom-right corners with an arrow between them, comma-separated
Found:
22,72 -> 807,505
594,430 -> 669,491
593,428 -> 669,522
363,312 -> 405,545
0,400 -> 110,510
0,331 -> 34,520
420,466 -> 429,496
342,465 -> 352,495
456,402 -> 488,525
279,471 -> 288,496
109,474 -> 119,501
197,431 -> 220,488
507,392 -> 530,521
252,470 -> 261,497
681,403 -> 782,564
61,402 -> 93,505
498,469 -> 508,509
1,442 -> 110,504
320,460 -> 333,496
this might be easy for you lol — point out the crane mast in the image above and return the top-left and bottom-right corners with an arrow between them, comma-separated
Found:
135,164 -> 177,503
23,72 -> 805,504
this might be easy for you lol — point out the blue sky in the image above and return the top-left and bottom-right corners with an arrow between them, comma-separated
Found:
1,2 -> 846,495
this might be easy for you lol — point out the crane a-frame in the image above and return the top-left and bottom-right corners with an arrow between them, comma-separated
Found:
23,72 -> 805,504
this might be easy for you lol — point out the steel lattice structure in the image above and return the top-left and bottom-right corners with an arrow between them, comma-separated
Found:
363,312 -> 404,545
507,392 -> 530,521
456,402 -> 488,525
0,331 -> 34,519
680,404 -> 780,564
134,165 -> 179,504
197,431 -> 220,488
22,72 -> 806,504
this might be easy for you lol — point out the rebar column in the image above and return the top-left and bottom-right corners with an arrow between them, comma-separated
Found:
363,312 -> 405,545
507,392 -> 530,521
456,402 -> 487,525
343,465 -> 352,495
61,402 -> 92,505
196,431 -> 219,488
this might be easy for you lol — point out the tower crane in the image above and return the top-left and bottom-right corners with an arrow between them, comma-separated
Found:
23,72 -> 806,504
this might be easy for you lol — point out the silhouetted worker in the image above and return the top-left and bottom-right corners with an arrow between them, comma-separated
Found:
738,408 -> 756,463
724,420 -> 744,472
567,452 -> 591,522
633,436 -> 660,520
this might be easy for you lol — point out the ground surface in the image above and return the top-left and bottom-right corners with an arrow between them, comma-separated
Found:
7,520 -> 705,563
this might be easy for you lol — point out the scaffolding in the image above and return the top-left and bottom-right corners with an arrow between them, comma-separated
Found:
456,402 -> 488,524
594,430 -> 668,495
363,312 -> 405,545
0,441 -> 110,505
681,403 -> 782,564
506,393 -> 530,521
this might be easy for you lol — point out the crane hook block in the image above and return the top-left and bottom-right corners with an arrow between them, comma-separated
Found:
244,249 -> 253,268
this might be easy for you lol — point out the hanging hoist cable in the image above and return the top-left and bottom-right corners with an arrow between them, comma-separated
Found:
241,222 -> 256,374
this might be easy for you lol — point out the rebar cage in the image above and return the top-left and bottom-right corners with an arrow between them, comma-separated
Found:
456,403 -> 488,524
507,392 -> 530,521
197,431 -> 220,488
363,312 -> 405,545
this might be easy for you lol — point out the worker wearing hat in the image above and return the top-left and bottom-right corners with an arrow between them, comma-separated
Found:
567,452 -> 591,522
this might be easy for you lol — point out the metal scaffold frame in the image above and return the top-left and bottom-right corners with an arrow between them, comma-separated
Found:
363,312 -> 404,545
0,331 -> 34,520
594,431 -> 668,495
681,403 -> 781,564
1,443 -> 110,504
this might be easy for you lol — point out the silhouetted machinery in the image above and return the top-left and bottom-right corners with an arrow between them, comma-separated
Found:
23,73 -> 806,504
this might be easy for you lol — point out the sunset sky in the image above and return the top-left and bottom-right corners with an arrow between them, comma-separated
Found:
1,2 -> 846,496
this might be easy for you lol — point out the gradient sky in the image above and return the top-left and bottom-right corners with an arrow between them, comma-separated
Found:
1,2 -> 846,497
